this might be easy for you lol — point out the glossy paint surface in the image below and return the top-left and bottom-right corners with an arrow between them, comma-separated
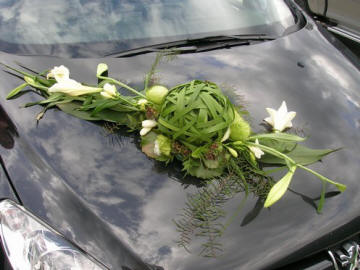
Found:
0,105 -> 19,202
0,19 -> 359,270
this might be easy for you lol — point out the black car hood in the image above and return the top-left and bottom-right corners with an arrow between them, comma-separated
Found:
0,22 -> 360,270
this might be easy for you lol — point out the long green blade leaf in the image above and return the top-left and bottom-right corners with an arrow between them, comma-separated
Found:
250,133 -> 305,142
264,165 -> 296,208
6,83 -> 27,99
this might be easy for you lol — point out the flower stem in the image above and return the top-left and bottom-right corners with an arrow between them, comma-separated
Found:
246,142 -> 296,165
246,142 -> 347,192
297,164 -> 346,192
98,76 -> 147,99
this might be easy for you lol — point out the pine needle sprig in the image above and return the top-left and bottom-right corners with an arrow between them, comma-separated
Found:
174,157 -> 274,257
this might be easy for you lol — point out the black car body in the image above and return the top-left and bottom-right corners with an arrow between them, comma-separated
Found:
0,1 -> 360,270
305,0 -> 360,44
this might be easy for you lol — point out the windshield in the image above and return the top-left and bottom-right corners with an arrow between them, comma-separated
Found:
0,0 -> 296,57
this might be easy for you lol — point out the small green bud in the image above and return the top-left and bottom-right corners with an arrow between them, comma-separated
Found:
230,111 -> 251,141
146,85 -> 169,104
227,147 -> 238,158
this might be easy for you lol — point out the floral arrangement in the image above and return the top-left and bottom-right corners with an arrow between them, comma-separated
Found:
3,61 -> 346,212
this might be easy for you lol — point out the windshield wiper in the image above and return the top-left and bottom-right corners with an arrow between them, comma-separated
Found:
105,34 -> 275,58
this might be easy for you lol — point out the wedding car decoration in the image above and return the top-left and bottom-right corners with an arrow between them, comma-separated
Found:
2,62 -> 346,212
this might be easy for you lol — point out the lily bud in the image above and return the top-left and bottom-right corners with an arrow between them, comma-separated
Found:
146,85 -> 169,104
230,111 -> 251,141
137,99 -> 148,110
96,63 -> 108,77
140,120 -> 157,136
142,120 -> 157,128
227,147 -> 238,158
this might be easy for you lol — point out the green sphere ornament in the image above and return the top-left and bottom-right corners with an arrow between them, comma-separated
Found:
158,80 -> 235,146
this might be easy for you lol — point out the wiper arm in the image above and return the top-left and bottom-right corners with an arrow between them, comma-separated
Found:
105,34 -> 275,58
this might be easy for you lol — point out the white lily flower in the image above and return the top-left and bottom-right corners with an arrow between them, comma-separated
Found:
100,83 -> 118,99
48,79 -> 102,96
249,139 -> 264,159
140,120 -> 157,136
221,127 -> 231,142
264,101 -> 296,132
47,65 -> 70,82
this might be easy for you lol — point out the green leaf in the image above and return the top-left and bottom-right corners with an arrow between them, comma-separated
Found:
61,103 -> 131,124
58,102 -> 103,121
260,144 -> 339,166
0,62 -> 36,79
183,158 -> 224,179
250,133 -> 305,142
203,159 -> 220,169
264,165 -> 296,208
6,83 -> 27,99
91,100 -> 120,116
24,75 -> 49,91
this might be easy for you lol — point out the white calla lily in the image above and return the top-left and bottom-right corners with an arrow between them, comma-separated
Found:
47,65 -> 102,96
249,139 -> 264,159
264,101 -> 296,132
48,79 -> 102,96
47,65 -> 70,82
100,83 -> 118,99
140,120 -> 157,136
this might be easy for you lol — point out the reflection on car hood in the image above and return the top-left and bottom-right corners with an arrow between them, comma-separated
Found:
0,23 -> 360,270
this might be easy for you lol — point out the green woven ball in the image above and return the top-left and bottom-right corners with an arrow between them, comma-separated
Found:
157,80 -> 235,147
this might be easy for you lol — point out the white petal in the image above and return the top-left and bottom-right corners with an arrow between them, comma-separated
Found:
249,146 -> 264,159
46,71 -> 54,80
278,101 -> 288,117
221,127 -> 231,142
142,120 -> 157,128
264,108 -> 276,126
140,127 -> 152,136
283,111 -> 296,129
49,79 -> 101,96
100,91 -> 113,99
153,140 -> 161,156
249,139 -> 264,159
48,65 -> 70,82
264,116 -> 273,126
103,83 -> 117,96
137,99 -> 148,105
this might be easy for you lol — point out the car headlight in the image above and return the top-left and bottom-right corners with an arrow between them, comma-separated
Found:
0,199 -> 106,270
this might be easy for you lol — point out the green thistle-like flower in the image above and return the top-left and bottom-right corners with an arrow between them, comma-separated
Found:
229,111 -> 251,141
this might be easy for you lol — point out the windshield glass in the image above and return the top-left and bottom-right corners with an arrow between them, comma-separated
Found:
0,0 -> 296,56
